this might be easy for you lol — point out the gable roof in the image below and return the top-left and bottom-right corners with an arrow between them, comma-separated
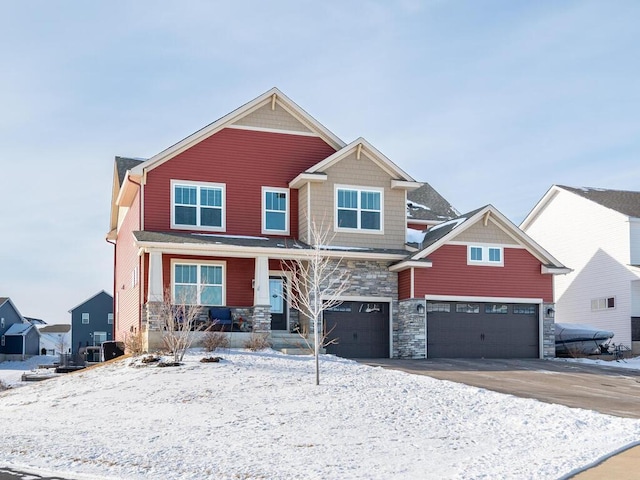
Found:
129,87 -> 346,178
392,205 -> 568,273
289,137 -> 418,188
116,156 -> 145,187
68,290 -> 113,313
0,297 -> 24,319
521,185 -> 640,230
407,182 -> 459,223
557,186 -> 640,218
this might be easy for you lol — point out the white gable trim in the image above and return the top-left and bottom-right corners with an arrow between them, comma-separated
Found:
304,138 -> 416,182
226,124 -> 319,137
131,88 -> 345,176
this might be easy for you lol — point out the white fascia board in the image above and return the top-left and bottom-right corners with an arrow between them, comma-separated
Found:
391,180 -> 422,190
136,242 -> 407,262
423,294 -> 544,304
520,185 -> 561,230
289,172 -> 327,189
541,266 -> 572,275
306,137 -> 416,182
131,88 -> 345,176
388,260 -> 433,272
115,172 -> 142,207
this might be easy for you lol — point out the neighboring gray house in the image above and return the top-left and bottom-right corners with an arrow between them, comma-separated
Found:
70,291 -> 114,355
0,297 -> 40,360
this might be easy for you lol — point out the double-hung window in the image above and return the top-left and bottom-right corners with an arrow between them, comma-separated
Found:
172,181 -> 225,230
262,187 -> 289,234
336,186 -> 382,232
173,262 -> 224,306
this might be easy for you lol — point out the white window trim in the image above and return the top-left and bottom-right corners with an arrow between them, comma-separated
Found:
591,296 -> 616,311
107,313 -> 114,325
261,186 -> 290,235
171,179 -> 226,231
171,259 -> 227,306
334,184 -> 384,234
81,313 -> 90,324
467,245 -> 504,267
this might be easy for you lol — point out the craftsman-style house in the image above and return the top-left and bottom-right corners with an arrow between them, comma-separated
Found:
108,88 -> 567,359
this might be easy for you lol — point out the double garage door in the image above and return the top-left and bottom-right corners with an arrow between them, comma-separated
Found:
324,301 -> 390,358
427,301 -> 539,358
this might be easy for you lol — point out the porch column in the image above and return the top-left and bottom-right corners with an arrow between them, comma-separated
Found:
148,251 -> 164,302
253,256 -> 272,332
253,256 -> 270,305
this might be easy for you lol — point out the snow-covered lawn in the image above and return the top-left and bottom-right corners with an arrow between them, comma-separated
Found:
1,351 -> 640,480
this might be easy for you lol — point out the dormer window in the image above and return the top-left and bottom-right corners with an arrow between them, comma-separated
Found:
335,186 -> 383,232
172,180 -> 225,231
468,245 -> 503,266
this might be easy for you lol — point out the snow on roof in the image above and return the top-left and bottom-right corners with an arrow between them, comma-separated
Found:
406,228 -> 427,244
193,234 -> 270,240
428,217 -> 467,232
4,323 -> 33,336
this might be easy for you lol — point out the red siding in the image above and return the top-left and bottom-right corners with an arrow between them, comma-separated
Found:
162,255 -> 255,306
144,128 -> 337,236
398,269 -> 412,299
114,192 -> 142,342
414,245 -> 553,302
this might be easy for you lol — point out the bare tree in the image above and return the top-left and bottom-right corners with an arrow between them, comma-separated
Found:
159,288 -> 205,363
55,332 -> 69,355
283,219 -> 351,385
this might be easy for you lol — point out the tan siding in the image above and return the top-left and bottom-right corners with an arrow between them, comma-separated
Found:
454,220 -> 519,245
233,103 -> 312,133
309,152 -> 406,249
298,183 -> 309,243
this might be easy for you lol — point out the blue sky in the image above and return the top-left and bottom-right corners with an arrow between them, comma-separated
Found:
1,1 -> 638,324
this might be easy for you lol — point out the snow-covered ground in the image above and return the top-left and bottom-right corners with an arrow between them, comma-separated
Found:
1,351 -> 640,480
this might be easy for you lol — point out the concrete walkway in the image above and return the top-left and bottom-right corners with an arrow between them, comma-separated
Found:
359,358 -> 640,477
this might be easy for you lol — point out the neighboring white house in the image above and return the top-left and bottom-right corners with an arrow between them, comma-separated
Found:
37,324 -> 71,355
521,185 -> 640,352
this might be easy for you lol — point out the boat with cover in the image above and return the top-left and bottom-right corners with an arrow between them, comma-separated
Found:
555,323 -> 614,356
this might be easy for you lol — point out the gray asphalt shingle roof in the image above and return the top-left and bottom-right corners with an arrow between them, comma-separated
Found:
116,156 -> 145,186
560,186 -> 640,218
133,231 -> 411,256
407,182 -> 459,222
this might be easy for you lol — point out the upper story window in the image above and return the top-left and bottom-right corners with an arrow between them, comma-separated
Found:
172,180 -> 225,231
82,313 -> 90,324
262,187 -> 289,234
335,186 -> 383,232
468,245 -> 503,266
591,296 -> 615,311
173,261 -> 225,306
107,313 -> 114,325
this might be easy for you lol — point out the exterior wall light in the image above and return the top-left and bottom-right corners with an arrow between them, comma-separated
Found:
417,303 -> 425,314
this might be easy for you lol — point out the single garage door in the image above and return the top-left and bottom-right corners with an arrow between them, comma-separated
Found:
324,301 -> 390,358
427,301 -> 539,358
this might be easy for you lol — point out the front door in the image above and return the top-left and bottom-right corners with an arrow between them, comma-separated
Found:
269,277 -> 287,330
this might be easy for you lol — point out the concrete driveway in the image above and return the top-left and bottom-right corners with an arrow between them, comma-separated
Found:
360,358 -> 640,418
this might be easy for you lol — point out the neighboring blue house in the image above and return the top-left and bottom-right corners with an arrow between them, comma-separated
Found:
0,297 -> 40,360
69,291 -> 114,355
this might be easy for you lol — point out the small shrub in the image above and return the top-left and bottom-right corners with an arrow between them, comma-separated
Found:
203,332 -> 229,352
124,331 -> 145,356
141,355 -> 161,364
200,356 -> 222,363
244,332 -> 271,351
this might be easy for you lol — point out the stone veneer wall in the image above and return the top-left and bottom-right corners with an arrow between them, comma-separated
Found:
543,303 -> 555,359
396,299 -> 426,358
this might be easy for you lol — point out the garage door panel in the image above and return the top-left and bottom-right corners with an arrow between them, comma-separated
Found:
427,302 -> 538,358
324,302 -> 389,358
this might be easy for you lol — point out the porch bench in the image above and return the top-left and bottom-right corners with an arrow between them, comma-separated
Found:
208,307 -> 233,331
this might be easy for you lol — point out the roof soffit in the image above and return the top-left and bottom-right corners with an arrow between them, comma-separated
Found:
130,88 -> 346,177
